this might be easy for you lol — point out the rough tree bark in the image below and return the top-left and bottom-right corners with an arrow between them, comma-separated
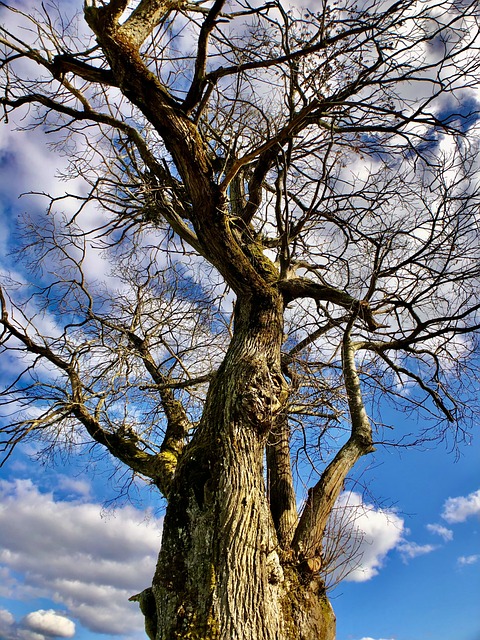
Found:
152,292 -> 335,640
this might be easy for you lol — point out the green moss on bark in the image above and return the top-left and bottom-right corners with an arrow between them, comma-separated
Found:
280,565 -> 336,640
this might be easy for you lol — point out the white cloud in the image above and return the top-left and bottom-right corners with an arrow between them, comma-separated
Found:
0,479 -> 162,639
457,554 -> 480,567
325,492 -> 405,583
21,610 -> 75,638
0,609 -> 15,627
397,541 -> 437,562
0,609 -> 28,640
441,488 -> 480,523
426,523 -> 453,542
0,606 -> 75,640
15,632 -> 45,640
358,637 -> 395,640
56,475 -> 91,499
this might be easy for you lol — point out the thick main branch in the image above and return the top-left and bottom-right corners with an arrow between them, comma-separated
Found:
292,320 -> 375,563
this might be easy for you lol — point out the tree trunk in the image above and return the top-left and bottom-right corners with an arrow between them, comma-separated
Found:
148,292 -> 336,639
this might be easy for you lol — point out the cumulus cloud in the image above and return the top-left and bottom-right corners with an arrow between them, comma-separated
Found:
426,523 -> 453,541
0,610 -> 20,640
324,492 -> 405,583
0,607 -> 75,640
22,610 -> 75,638
324,492 -> 455,579
0,609 -> 15,626
358,637 -> 395,640
441,488 -> 480,523
457,554 -> 480,567
0,479 -> 162,639
396,541 -> 437,562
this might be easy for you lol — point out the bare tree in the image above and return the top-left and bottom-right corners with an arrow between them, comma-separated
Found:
1,1 -> 480,638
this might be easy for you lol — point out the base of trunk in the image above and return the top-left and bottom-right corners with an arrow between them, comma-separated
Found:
137,565 -> 336,640
134,584 -> 335,640
281,568 -> 336,640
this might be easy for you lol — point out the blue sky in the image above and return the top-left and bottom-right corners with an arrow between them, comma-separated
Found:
334,441 -> 480,640
1,2 -> 480,640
